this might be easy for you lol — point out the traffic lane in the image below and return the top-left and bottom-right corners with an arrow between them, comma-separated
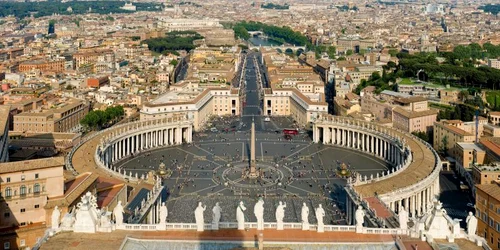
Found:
439,171 -> 474,222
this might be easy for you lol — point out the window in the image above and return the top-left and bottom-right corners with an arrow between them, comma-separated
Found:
20,208 -> 25,213
21,175 -> 25,181
490,218 -> 495,227
20,185 -> 26,197
5,188 -> 11,198
6,177 -> 10,183
19,239 -> 25,247
35,173 -> 39,179
4,212 -> 9,218
34,204 -> 39,208
34,183 -> 40,194
4,242 -> 10,250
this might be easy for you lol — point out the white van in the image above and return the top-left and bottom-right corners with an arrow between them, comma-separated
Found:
264,117 -> 271,122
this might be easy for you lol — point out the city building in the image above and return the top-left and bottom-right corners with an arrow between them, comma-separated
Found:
488,59 -> 500,70
434,120 -> 475,157
0,157 -> 65,249
140,81 -> 240,131
19,60 -> 65,74
475,183 -> 500,249
13,99 -> 89,133
392,97 -> 437,133
157,18 -> 222,32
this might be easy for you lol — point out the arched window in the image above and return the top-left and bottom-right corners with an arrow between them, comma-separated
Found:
34,183 -> 40,194
5,187 -> 11,198
20,185 -> 26,196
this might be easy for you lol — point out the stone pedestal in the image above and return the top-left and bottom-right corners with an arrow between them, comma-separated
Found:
212,222 -> 219,230
317,224 -> 324,233
277,221 -> 283,230
302,222 -> 309,231
74,209 -> 97,233
356,225 -> 363,234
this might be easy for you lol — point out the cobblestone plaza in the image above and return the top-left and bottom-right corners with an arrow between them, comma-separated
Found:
116,127 -> 391,225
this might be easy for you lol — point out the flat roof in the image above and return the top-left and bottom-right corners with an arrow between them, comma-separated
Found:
0,157 -> 64,174
457,142 -> 484,152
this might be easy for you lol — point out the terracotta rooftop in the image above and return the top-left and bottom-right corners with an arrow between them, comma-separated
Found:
365,197 -> 392,219
476,183 -> 500,200
0,157 -> 64,174
46,172 -> 99,209
393,107 -> 438,119
480,138 -> 500,158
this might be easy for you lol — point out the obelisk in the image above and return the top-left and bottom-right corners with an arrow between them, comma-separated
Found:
249,117 -> 258,178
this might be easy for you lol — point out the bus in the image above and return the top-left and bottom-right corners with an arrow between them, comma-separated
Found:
283,128 -> 299,136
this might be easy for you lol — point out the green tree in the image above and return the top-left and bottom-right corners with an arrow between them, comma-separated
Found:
327,46 -> 336,58
440,135 -> 449,156
170,59 -> 178,66
412,131 -> 429,142
346,49 -> 353,56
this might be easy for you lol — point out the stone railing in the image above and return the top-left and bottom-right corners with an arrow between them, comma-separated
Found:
115,222 -> 407,235
129,179 -> 164,224
377,129 -> 441,203
315,116 -> 411,186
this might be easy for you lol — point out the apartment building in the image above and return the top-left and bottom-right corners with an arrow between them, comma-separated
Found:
392,97 -> 438,133
13,99 -> 90,133
18,60 -> 65,74
475,183 -> 500,249
433,120 -> 475,157
0,157 -> 65,249
488,59 -> 500,70
73,49 -> 114,70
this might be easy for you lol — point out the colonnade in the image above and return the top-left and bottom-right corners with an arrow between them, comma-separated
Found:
386,177 -> 440,217
313,117 -> 441,222
99,125 -> 192,168
314,126 -> 404,166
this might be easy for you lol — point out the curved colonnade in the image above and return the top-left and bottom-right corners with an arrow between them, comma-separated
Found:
313,116 -> 441,218
68,117 -> 193,183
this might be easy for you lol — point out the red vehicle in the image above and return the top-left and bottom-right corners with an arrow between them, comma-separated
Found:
283,128 -> 299,136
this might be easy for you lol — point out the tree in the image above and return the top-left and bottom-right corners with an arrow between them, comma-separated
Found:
346,50 -> 353,56
440,135 -> 449,156
458,90 -> 469,102
412,131 -> 429,142
170,59 -> 178,66
327,46 -> 336,58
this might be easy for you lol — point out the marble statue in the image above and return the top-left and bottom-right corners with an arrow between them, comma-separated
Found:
275,201 -> 286,230
159,202 -> 168,224
52,206 -> 61,230
194,202 -> 206,232
398,207 -> 408,230
355,206 -> 365,227
466,211 -> 478,236
301,203 -> 309,230
237,201 -> 247,230
113,201 -> 125,226
315,204 -> 325,233
74,192 -> 99,233
212,202 -> 222,230
254,198 -> 265,230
